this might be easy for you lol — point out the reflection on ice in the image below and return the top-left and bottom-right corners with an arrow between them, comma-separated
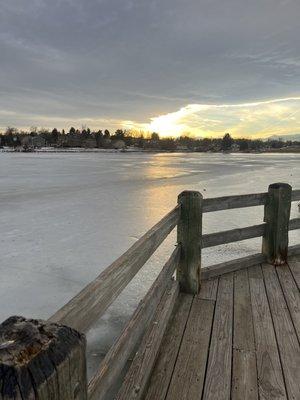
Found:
0,151 -> 299,377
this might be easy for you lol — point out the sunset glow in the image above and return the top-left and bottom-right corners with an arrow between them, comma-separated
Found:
1,1 -> 300,140
134,97 -> 300,138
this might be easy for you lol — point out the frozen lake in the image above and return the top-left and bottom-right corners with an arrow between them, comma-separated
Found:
1,151 -> 300,377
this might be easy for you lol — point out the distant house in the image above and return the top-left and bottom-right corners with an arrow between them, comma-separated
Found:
20,135 -> 47,148
20,136 -> 30,146
29,136 -> 46,148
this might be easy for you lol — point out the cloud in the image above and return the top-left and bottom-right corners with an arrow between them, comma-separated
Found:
144,97 -> 300,138
0,0 -> 300,135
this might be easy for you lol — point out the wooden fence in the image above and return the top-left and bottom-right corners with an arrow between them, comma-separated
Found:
1,183 -> 300,399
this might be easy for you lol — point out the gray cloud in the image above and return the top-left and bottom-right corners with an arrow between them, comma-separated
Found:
0,0 -> 299,131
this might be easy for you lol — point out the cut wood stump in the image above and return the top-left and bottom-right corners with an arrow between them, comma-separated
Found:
0,316 -> 87,400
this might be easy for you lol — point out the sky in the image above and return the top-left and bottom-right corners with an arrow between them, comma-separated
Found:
0,0 -> 300,138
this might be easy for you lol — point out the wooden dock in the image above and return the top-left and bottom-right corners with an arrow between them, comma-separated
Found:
1,183 -> 300,400
142,255 -> 300,400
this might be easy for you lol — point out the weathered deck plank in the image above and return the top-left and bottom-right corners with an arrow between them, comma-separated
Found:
202,273 -> 233,400
166,297 -> 215,400
276,264 -> 300,340
112,255 -> 300,400
262,264 -> 300,400
197,277 -> 219,301
144,293 -> 193,400
248,265 -> 287,400
232,269 -> 258,400
232,350 -> 258,400
233,269 -> 255,352
289,257 -> 300,289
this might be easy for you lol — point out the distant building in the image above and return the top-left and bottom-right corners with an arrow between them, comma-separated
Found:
20,135 -> 46,149
29,136 -> 46,148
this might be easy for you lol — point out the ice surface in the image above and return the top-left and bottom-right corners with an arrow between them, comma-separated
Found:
0,152 -> 299,377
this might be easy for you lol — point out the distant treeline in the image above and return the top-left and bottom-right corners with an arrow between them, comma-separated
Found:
1,126 -> 300,152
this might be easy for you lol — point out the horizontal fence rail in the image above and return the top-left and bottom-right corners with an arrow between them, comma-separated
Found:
202,243 -> 300,280
49,206 -> 180,333
203,188 -> 300,213
202,252 -> 267,280
203,192 -> 267,213
202,223 -> 266,248
202,218 -> 300,249
289,217 -> 300,231
292,189 -> 300,202
88,247 -> 180,400
1,184 -> 300,400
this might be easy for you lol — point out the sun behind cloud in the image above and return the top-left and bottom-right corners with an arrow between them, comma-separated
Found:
132,97 -> 300,139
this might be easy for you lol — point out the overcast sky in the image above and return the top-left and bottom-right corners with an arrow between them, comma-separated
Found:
0,0 -> 300,137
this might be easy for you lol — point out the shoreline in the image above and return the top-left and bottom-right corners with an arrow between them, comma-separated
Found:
1,147 -> 300,154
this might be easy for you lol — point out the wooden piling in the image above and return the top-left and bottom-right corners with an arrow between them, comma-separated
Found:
0,316 -> 87,400
177,190 -> 203,294
262,183 -> 292,265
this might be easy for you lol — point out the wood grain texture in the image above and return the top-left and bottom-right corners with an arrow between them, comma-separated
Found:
203,192 -> 267,213
202,246 -> 300,281
248,265 -> 287,400
233,269 -> 255,351
197,277 -> 218,301
232,349 -> 258,400
202,273 -> 233,400
0,316 -> 87,400
202,223 -> 265,248
262,183 -> 292,265
116,281 -> 179,400
87,247 -> 180,400
232,269 -> 258,400
276,264 -> 300,340
144,293 -> 193,400
289,257 -> 300,288
49,206 -> 179,332
262,263 -> 300,400
202,188 -> 299,213
288,244 -> 300,257
202,253 -> 266,280
166,298 -> 215,400
177,191 -> 202,294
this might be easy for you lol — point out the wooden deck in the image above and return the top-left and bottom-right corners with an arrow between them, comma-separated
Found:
141,254 -> 300,400
2,185 -> 300,400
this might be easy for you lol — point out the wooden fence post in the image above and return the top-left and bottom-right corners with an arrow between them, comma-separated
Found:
177,190 -> 203,294
0,316 -> 87,400
262,182 -> 292,265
